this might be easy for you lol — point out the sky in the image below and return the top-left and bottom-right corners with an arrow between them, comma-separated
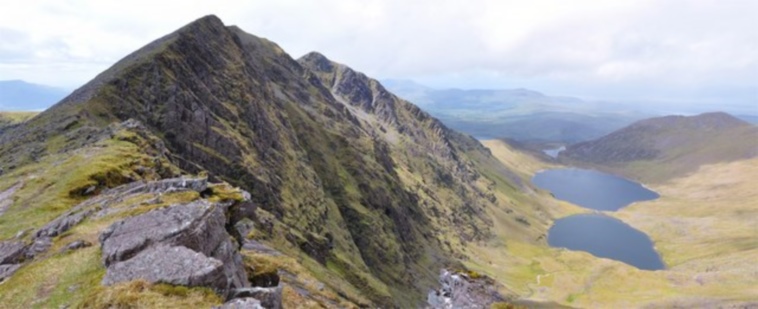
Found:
0,0 -> 756,114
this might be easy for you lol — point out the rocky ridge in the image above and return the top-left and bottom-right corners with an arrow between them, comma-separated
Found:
0,15 -> 543,308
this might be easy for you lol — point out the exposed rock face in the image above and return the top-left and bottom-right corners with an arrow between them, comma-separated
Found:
0,241 -> 25,265
59,240 -> 92,253
215,297 -> 264,309
0,264 -> 20,282
0,182 -> 22,216
427,269 -> 506,309
102,245 -> 226,287
230,286 -> 283,309
0,241 -> 26,283
99,200 -> 249,296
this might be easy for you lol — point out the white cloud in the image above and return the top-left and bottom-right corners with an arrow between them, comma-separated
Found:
0,0 -> 755,110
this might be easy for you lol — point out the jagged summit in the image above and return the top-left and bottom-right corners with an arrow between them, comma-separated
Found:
299,51 -> 336,72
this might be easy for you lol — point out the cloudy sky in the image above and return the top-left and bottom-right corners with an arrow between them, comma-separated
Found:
1,0 -> 756,113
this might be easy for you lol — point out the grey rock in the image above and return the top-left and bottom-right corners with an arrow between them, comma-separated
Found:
100,200 -> 249,296
60,240 -> 92,253
241,239 -> 281,257
36,208 -> 94,238
116,177 -> 208,196
215,298 -> 264,309
230,286 -> 283,309
0,182 -> 22,216
234,218 -> 254,240
25,237 -> 52,259
102,245 -> 225,288
0,264 -> 21,282
427,269 -> 506,309
0,241 -> 26,264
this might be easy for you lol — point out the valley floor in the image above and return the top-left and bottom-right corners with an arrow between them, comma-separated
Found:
477,140 -> 758,308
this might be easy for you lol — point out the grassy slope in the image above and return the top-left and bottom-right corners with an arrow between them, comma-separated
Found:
0,125 -> 369,308
0,111 -> 38,129
477,139 -> 757,308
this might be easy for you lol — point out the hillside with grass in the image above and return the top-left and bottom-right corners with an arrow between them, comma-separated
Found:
0,15 -> 561,308
560,112 -> 758,183
481,139 -> 758,308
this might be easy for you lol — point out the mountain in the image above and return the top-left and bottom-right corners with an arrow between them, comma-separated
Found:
0,15 -> 553,308
0,80 -> 68,111
382,81 -> 647,142
560,112 -> 758,182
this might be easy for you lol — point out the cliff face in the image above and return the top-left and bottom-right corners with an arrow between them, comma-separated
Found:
0,15 -> 527,307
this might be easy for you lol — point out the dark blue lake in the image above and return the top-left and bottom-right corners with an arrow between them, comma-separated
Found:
547,214 -> 665,270
532,168 -> 659,211
535,168 -> 664,270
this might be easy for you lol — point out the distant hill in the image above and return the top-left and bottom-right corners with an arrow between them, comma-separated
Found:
382,80 -> 646,143
0,80 -> 68,111
560,112 -> 758,182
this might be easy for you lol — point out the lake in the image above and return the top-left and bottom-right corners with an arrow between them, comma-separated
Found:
534,168 -> 664,270
547,214 -> 665,270
532,168 -> 659,211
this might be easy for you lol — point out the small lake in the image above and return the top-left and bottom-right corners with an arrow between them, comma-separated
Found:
532,168 -> 659,211
548,214 -> 665,270
534,168 -> 664,270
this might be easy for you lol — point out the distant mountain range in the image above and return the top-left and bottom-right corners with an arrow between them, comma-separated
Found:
382,79 -> 650,143
0,80 -> 68,111
560,112 -> 758,183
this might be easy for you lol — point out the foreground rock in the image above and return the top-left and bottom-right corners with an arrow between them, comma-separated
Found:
100,199 -> 249,297
102,245 -> 225,287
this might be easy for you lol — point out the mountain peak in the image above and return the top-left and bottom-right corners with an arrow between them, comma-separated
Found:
298,51 -> 336,72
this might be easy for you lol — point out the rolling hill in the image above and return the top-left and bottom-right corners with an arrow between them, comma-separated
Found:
559,112 -> 758,183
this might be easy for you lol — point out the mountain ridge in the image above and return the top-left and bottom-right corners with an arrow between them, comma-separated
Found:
0,15 -> 546,307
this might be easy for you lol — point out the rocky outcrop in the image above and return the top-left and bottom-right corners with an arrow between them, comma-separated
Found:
0,182 -> 22,216
0,264 -> 20,282
102,245 -> 226,287
0,241 -> 25,265
59,240 -> 92,253
229,286 -> 283,309
215,298 -> 264,309
0,241 -> 26,283
99,199 -> 249,297
427,269 -> 507,309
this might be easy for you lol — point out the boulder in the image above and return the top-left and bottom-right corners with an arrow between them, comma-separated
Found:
0,241 -> 26,264
99,200 -> 249,296
427,269 -> 506,309
35,208 -> 94,238
60,240 -> 93,253
215,298 -> 264,309
102,245 -> 225,288
229,286 -> 283,309
0,264 -> 21,282
25,237 -> 52,259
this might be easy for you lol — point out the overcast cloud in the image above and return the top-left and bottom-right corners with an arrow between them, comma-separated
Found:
0,0 -> 755,113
